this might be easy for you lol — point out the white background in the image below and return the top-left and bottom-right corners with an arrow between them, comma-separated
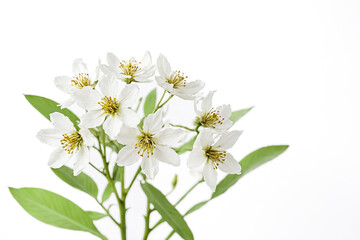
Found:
1,0 -> 360,239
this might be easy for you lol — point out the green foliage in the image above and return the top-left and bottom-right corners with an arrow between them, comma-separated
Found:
52,166 -> 98,199
230,107 -> 253,124
24,95 -> 79,130
101,184 -> 112,203
143,88 -> 157,116
9,187 -> 106,240
175,136 -> 196,154
141,183 -> 194,240
86,211 -> 107,221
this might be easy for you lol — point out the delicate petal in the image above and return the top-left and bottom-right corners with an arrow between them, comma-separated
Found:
153,145 -> 180,166
215,119 -> 233,131
187,147 -> 207,168
195,128 -> 214,147
118,84 -> 139,107
60,97 -> 76,109
100,64 -> 114,75
36,128 -> 62,147
103,116 -> 123,139
79,128 -> 96,147
203,161 -> 217,192
106,52 -> 120,68
155,76 -> 173,92
79,110 -> 106,128
73,87 -> 102,110
72,58 -> 88,74
98,75 -> 119,98
201,91 -> 215,113
117,126 -> 140,145
157,54 -> 171,77
121,108 -> 140,127
214,130 -> 242,150
73,147 -> 90,176
155,128 -> 186,146
143,110 -> 163,133
50,112 -> 75,132
141,51 -> 152,67
218,153 -> 241,174
54,76 -> 73,94
116,145 -> 140,166
217,104 -> 232,120
48,147 -> 69,168
141,156 -> 159,179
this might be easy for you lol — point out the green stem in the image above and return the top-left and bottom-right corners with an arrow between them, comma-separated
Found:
169,123 -> 196,132
142,199 -> 151,240
158,95 -> 173,109
165,231 -> 175,240
89,163 -> 105,176
126,166 -> 141,194
120,167 -> 127,240
96,199 -> 120,227
136,97 -> 143,112
153,90 -> 166,113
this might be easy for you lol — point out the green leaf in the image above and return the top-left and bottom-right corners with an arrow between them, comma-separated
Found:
230,107 -> 253,123
52,166 -> 98,199
112,165 -> 123,182
143,88 -> 157,116
86,211 -> 107,221
212,145 -> 289,198
184,200 -> 209,216
101,184 -> 112,203
175,136 -> 197,154
25,95 -> 79,130
141,183 -> 194,240
9,187 -> 106,240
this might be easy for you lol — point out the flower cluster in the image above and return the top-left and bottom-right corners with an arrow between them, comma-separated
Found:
37,52 -> 242,191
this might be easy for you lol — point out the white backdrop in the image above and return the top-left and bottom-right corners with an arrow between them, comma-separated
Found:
1,0 -> 360,239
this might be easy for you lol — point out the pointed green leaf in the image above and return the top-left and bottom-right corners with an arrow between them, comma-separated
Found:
86,211 -> 107,221
52,166 -> 98,199
184,200 -> 209,216
175,136 -> 197,154
141,183 -> 194,240
112,165 -> 123,182
143,88 -> 157,116
230,107 -> 253,123
9,187 -> 106,240
25,95 -> 79,129
101,184 -> 112,203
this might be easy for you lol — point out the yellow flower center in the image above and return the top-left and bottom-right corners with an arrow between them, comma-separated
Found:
166,70 -> 187,89
204,146 -> 226,169
195,108 -> 224,128
135,132 -> 155,157
99,96 -> 121,116
119,59 -> 141,83
71,73 -> 95,89
60,131 -> 83,154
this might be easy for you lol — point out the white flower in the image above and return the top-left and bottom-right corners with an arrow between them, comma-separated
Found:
156,54 -> 205,100
116,110 -> 186,179
101,51 -> 155,84
36,112 -> 96,175
54,59 -> 100,108
194,91 -> 233,131
187,128 -> 242,191
73,74 -> 140,139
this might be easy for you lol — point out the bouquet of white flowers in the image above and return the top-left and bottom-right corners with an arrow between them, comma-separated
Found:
9,51 -> 288,240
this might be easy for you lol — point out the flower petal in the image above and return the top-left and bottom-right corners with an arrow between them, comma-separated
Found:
155,76 -> 173,92
106,52 -> 120,68
48,147 -> 69,168
50,112 -> 75,132
203,161 -> 217,192
218,153 -> 241,174
54,76 -> 73,94
117,126 -> 140,145
60,97 -> 76,109
141,156 -> 159,179
73,147 -> 90,176
72,58 -> 88,74
141,51 -> 152,67
195,128 -> 214,148
155,128 -> 186,146
143,110 -> 163,133
79,110 -> 106,128
187,147 -> 207,168
36,128 -> 62,147
121,108 -> 140,127
217,104 -> 232,120
79,128 -> 96,147
73,87 -> 102,110
118,84 -> 139,107
157,54 -> 171,77
98,75 -> 119,98
154,145 -> 180,166
201,91 -> 215,113
103,116 -> 123,140
214,130 -> 242,150
116,145 -> 140,166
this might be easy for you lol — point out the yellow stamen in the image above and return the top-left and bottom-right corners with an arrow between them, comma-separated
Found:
204,146 -> 227,169
71,73 -> 95,89
98,96 -> 121,116
166,70 -> 187,89
135,132 -> 155,157
119,59 -> 141,83
60,131 -> 83,154
195,108 -> 224,128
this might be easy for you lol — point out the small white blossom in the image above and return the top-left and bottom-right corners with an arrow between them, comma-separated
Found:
54,59 -> 100,108
101,51 -> 155,84
156,54 -> 205,100
36,112 -> 96,175
116,110 -> 186,179
73,74 -> 140,139
187,128 -> 242,191
194,91 -> 233,131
